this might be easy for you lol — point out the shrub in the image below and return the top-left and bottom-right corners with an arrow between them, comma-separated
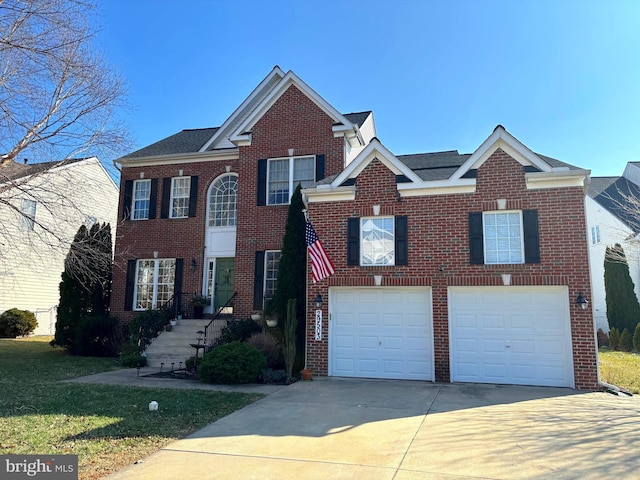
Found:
215,318 -> 261,346
71,315 -> 119,356
247,332 -> 283,369
609,327 -> 621,351
198,341 -> 266,384
129,309 -> 171,350
597,328 -> 609,348
0,308 -> 38,337
259,368 -> 289,384
620,328 -> 633,352
634,323 -> 640,352
120,353 -> 147,368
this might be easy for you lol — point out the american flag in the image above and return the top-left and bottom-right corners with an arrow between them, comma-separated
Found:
305,220 -> 335,283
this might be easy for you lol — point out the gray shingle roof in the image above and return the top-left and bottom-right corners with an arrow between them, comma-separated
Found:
396,151 -> 471,181
122,128 -> 219,159
342,111 -> 371,128
589,176 -> 640,232
1,158 -> 85,182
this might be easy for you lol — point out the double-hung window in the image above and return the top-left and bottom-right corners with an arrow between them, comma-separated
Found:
267,155 -> 315,205
170,177 -> 191,218
483,211 -> 524,264
19,199 -> 36,231
132,179 -> 151,220
134,258 -> 176,310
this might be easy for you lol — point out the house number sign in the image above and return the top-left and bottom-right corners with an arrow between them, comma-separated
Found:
315,309 -> 322,340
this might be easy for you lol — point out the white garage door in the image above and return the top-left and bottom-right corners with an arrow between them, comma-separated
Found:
449,286 -> 574,387
330,287 -> 433,380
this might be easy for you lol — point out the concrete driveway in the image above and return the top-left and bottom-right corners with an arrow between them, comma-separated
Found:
105,378 -> 640,479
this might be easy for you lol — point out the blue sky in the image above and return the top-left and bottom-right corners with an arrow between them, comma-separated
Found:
97,0 -> 640,178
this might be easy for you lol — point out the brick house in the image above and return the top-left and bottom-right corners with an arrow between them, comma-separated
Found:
112,66 -> 599,390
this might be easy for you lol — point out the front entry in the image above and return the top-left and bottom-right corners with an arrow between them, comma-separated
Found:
212,257 -> 235,312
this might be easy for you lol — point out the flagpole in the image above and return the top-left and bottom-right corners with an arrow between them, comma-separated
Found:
303,208 -> 309,371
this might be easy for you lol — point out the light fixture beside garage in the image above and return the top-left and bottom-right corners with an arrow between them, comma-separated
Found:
315,293 -> 323,308
576,292 -> 589,310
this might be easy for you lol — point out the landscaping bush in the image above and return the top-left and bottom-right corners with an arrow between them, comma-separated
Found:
214,318 -> 261,346
597,328 -> 609,348
247,332 -> 283,369
609,327 -> 621,351
259,368 -> 289,385
71,315 -> 119,356
0,308 -> 38,337
120,353 -> 147,368
198,341 -> 266,384
129,309 -> 171,350
620,328 -> 633,352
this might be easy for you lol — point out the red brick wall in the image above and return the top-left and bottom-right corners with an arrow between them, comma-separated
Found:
233,85 -> 344,315
306,149 -> 598,390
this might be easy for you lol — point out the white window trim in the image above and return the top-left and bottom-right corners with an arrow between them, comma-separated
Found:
267,155 -> 316,205
208,173 -> 238,227
360,216 -> 395,266
170,176 -> 191,219
263,250 -> 281,309
482,210 -> 525,265
19,198 -> 36,231
132,179 -> 151,220
133,258 -> 175,311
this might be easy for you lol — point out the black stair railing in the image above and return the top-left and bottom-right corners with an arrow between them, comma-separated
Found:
204,292 -> 237,349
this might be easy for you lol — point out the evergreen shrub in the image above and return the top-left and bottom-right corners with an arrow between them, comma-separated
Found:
0,308 -> 38,337
198,341 -> 266,384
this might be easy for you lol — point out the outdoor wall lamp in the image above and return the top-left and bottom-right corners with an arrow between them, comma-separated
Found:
576,292 -> 589,310
315,293 -> 323,309
190,258 -> 197,271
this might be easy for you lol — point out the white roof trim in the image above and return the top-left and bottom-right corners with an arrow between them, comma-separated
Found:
331,138 -> 423,187
303,185 -> 355,203
525,169 -> 591,190
118,149 -> 239,167
229,70 -> 359,146
199,66 -> 286,152
451,126 -> 552,180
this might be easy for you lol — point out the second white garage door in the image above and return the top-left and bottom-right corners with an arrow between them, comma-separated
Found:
329,287 -> 433,380
449,286 -> 574,387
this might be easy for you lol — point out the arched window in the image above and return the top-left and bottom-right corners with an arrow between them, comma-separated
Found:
208,174 -> 238,227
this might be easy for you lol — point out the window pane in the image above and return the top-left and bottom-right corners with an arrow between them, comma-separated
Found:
264,251 -> 281,307
483,212 -> 523,265
134,259 -> 175,310
19,199 -> 36,231
209,175 -> 238,227
133,180 -> 151,220
268,159 -> 289,205
361,217 -> 395,265
171,177 -> 190,218
293,156 -> 315,189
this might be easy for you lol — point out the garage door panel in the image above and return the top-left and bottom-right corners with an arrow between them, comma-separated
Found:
330,287 -> 433,381
450,286 -> 573,388
335,335 -> 354,348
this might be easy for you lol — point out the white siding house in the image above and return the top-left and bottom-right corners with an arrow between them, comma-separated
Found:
586,162 -> 640,332
0,158 -> 119,335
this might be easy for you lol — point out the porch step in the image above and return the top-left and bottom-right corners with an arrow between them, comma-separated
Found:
143,319 -> 220,369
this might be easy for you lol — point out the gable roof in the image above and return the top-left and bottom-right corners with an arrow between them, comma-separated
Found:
396,151 -> 472,181
0,158 -> 86,182
122,128 -> 219,160
589,176 -> 640,232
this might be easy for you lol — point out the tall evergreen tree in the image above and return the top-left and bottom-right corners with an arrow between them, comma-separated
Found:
53,223 -> 113,352
604,243 -> 640,332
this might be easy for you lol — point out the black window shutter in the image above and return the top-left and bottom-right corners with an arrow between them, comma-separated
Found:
523,209 -> 541,263
253,251 -> 265,310
188,176 -> 198,217
124,259 -> 136,311
122,180 -> 133,220
395,215 -> 408,266
149,178 -> 158,219
161,177 -> 171,218
315,154 -> 325,181
257,159 -> 267,206
347,217 -> 360,266
174,258 -> 184,313
469,212 -> 484,265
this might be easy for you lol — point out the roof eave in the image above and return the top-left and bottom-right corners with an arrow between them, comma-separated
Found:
117,149 -> 239,167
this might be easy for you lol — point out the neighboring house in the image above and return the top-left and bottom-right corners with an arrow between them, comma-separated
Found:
0,157 -> 119,335
111,66 -> 598,390
586,162 -> 640,333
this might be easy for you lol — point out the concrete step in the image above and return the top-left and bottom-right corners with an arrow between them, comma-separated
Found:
143,319 -> 227,369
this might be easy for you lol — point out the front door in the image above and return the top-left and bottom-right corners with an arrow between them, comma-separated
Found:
214,258 -> 235,312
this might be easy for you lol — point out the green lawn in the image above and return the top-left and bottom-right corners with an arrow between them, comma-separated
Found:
0,337 -> 263,480
599,349 -> 640,394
